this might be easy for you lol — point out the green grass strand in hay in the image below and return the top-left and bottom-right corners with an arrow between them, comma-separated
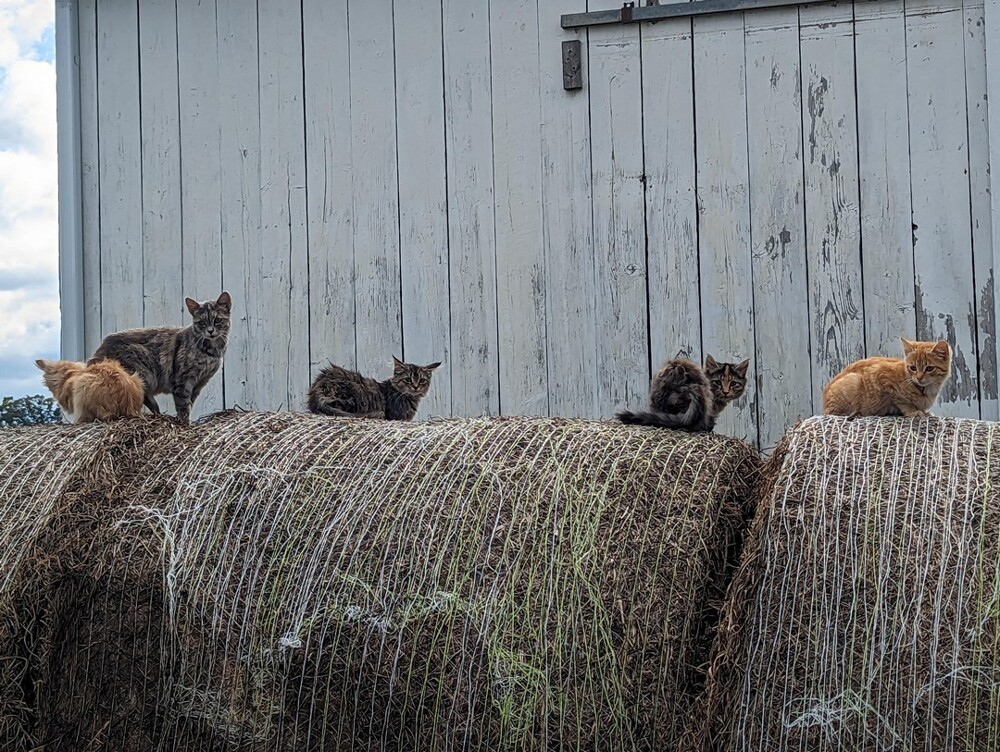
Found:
22,412 -> 758,751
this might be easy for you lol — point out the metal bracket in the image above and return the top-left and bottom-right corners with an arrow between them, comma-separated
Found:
562,0 -> 875,28
562,40 -> 583,90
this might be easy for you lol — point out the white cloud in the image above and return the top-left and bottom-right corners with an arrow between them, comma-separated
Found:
0,1 -> 52,66
0,0 -> 57,399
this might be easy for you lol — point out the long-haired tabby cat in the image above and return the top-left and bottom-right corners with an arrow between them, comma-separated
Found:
823,338 -> 952,417
35,358 -> 144,423
88,292 -> 232,425
308,356 -> 441,420
617,355 -> 750,431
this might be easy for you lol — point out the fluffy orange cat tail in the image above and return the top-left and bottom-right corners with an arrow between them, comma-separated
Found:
35,358 -> 82,417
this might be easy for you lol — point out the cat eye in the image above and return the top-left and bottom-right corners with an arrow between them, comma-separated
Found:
925,366 -> 936,373
908,366 -> 917,372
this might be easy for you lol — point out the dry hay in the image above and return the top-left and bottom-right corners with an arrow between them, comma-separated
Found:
699,416 -> 1000,752
0,421 -> 111,748
17,411 -> 758,751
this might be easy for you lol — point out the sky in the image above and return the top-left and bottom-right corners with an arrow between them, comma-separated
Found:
0,0 -> 57,400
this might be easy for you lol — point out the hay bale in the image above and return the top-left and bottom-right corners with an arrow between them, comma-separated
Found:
699,416 -> 1000,752
0,423 -> 110,749
25,418 -> 179,751
23,412 -> 758,751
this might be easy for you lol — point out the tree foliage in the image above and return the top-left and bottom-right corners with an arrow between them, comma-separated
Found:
0,394 -> 61,428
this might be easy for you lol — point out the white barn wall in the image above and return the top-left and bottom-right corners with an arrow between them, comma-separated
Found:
65,0 -> 1000,446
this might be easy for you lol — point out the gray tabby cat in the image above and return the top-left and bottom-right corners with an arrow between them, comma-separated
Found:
617,355 -> 749,432
88,292 -> 232,425
308,356 -> 441,420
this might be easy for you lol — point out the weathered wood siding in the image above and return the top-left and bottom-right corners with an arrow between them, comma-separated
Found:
71,0 -> 999,448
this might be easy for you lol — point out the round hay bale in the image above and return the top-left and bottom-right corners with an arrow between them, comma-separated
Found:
0,423 -> 110,750
699,416 -> 1000,752
24,412 -> 758,751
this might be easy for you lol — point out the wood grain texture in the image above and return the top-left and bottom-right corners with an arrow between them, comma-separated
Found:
745,7 -> 811,449
800,2 -> 864,409
442,0 -> 499,416
77,0 -> 1000,439
349,0 -> 402,380
963,0 -> 997,418
78,0 -> 101,355
138,0 -> 182,330
588,2 -> 650,419
693,12 -> 757,445
490,0 -> 548,415
539,1 -> 598,418
641,17 -> 701,374
906,0 -> 979,417
217,0 -> 260,410
395,0 -> 452,418
176,0 -> 223,416
303,0 -> 355,381
986,0 -> 1000,413
256,0 -> 309,411
96,0 -> 143,337
855,0 -> 915,359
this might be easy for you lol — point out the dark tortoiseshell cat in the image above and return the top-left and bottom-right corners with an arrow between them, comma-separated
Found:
89,292 -> 232,425
308,356 -> 442,420
617,355 -> 749,432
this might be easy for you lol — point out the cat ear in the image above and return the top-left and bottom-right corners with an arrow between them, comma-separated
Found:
424,362 -> 442,371
735,359 -> 750,378
392,355 -> 406,372
184,297 -> 200,315
900,337 -> 915,354
216,291 -> 232,311
34,359 -> 47,372
704,355 -> 719,370
932,340 -> 951,358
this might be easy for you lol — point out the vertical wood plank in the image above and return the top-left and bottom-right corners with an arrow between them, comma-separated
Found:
987,0 -> 1000,392
693,12 -> 757,444
745,8 -> 811,450
538,2 -> 598,418
349,0 -> 402,380
395,0 -> 452,418
855,0 -> 915,358
442,0 -> 499,416
96,0 -> 143,337
490,0 -> 548,415
589,1 -> 649,419
906,0 -> 979,417
963,0 -> 997,419
641,17 -> 701,375
800,3 -> 864,409
256,0 -> 309,410
78,0 -> 101,354
217,0 -> 260,410
303,0 -> 355,380
176,0 -> 223,416
138,0 -> 182,329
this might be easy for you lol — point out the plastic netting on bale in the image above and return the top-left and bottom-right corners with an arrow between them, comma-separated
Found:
29,412 -> 758,751
699,416 -> 1000,752
0,423 -> 108,748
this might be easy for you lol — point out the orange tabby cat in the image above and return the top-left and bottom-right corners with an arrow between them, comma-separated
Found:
823,338 -> 952,418
35,358 -> 145,423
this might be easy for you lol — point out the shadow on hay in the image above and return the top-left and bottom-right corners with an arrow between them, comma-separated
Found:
0,412 -> 761,751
